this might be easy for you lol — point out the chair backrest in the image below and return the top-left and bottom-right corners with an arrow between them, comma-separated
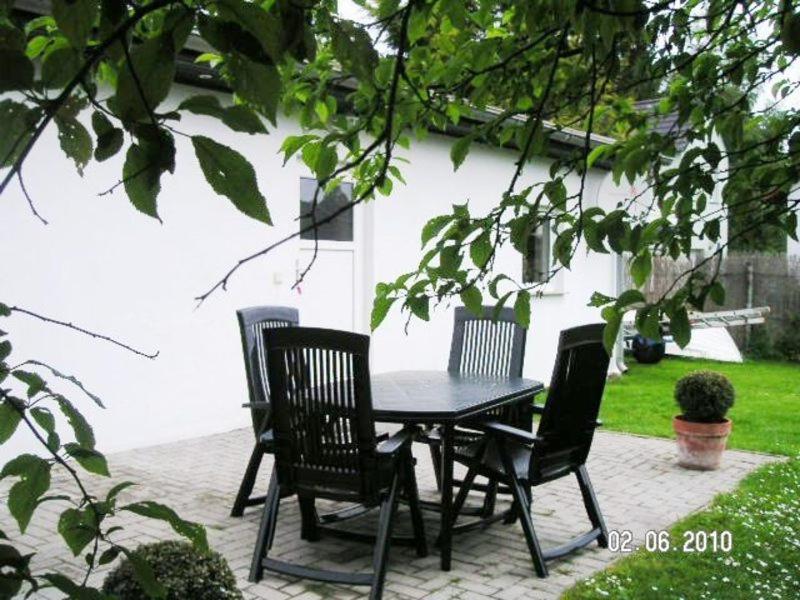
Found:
264,327 -> 380,501
448,306 -> 527,377
532,323 -> 610,482
237,306 -> 299,433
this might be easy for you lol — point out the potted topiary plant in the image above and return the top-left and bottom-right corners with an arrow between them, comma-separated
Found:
102,540 -> 243,600
673,371 -> 735,470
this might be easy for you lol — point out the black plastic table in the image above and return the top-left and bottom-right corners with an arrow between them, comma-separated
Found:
370,370 -> 545,571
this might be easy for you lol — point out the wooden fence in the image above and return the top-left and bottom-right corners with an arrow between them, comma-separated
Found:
633,252 -> 800,349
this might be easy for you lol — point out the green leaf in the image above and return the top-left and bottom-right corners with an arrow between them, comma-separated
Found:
1,454 -> 51,533
221,105 -> 266,134
106,481 -> 136,504
121,501 -> 207,550
588,291 -> 615,307
709,281 -> 725,306
586,144 -> 612,168
460,287 -> 483,317
0,100 -> 39,168
670,306 -> 691,348
215,0 -> 283,62
98,546 -> 120,566
30,407 -> 55,435
123,132 -> 176,220
12,370 -> 47,398
54,111 -> 92,175
420,215 -> 452,247
52,0 -> 97,48
0,399 -> 21,444
115,34 -> 177,122
58,507 -> 96,556
406,295 -> 430,321
370,296 -> 396,331
41,45 -> 81,88
122,548 -> 166,598
56,396 -> 96,448
64,444 -> 109,476
0,50 -> 33,91
192,135 -> 272,224
630,249 -> 652,287
544,180 -> 567,212
91,112 -> 123,162
469,231 -> 493,268
601,307 -> 622,355
314,145 -> 338,180
0,338 -> 10,360
42,573 -> 109,600
450,136 -> 472,171
225,55 -> 281,125
513,290 -> 530,328
615,289 -> 645,308
330,20 -> 379,82
179,95 -> 266,134
279,134 -> 316,165
27,361 -> 105,408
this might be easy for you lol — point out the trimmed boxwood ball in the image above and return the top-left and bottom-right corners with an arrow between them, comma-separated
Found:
102,540 -> 243,600
675,370 -> 735,422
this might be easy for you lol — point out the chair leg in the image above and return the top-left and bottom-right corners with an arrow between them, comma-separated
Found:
451,465 -> 479,524
576,465 -> 608,548
231,444 -> 264,517
481,479 -> 498,518
402,448 -> 428,557
248,469 -> 280,582
429,443 -> 443,492
298,496 -> 320,542
497,444 -> 547,578
370,473 -> 400,600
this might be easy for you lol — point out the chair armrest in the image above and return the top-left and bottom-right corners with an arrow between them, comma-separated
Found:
531,403 -> 544,415
480,421 -> 541,446
242,402 -> 270,409
376,428 -> 414,456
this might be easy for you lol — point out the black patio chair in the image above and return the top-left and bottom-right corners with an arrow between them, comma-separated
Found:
231,306 -> 299,517
248,327 -> 427,599
451,323 -> 610,577
421,306 -> 533,516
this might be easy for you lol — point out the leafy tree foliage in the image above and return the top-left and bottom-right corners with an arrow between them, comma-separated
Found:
1,0 -> 798,350
0,304 -> 207,598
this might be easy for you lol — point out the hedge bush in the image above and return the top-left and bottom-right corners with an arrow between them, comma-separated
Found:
674,370 -> 735,422
102,540 -> 242,600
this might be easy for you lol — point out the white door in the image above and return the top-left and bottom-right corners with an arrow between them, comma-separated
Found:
295,178 -> 367,332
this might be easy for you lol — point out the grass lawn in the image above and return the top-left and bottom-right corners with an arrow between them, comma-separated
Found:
600,356 -> 800,455
563,356 -> 800,599
563,457 -> 800,600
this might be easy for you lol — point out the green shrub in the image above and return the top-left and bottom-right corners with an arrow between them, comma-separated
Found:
674,370 -> 735,422
102,541 -> 242,600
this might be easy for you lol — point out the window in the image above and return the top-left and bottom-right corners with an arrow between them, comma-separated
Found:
522,221 -> 551,284
299,178 -> 354,242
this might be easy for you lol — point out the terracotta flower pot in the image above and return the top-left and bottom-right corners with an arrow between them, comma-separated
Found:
673,416 -> 732,470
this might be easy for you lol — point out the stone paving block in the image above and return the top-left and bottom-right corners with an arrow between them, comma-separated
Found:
0,428 -> 778,599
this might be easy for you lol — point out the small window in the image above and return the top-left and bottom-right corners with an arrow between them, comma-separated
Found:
299,178 -> 354,242
522,221 -> 551,284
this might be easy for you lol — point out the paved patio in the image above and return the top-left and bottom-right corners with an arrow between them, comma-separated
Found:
4,428 -> 777,599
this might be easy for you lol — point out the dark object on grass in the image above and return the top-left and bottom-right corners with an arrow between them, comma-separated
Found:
102,540 -> 242,600
631,334 -> 666,364
675,370 -> 735,423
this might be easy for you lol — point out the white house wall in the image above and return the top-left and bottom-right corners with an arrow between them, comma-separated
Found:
1,82 -> 616,456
